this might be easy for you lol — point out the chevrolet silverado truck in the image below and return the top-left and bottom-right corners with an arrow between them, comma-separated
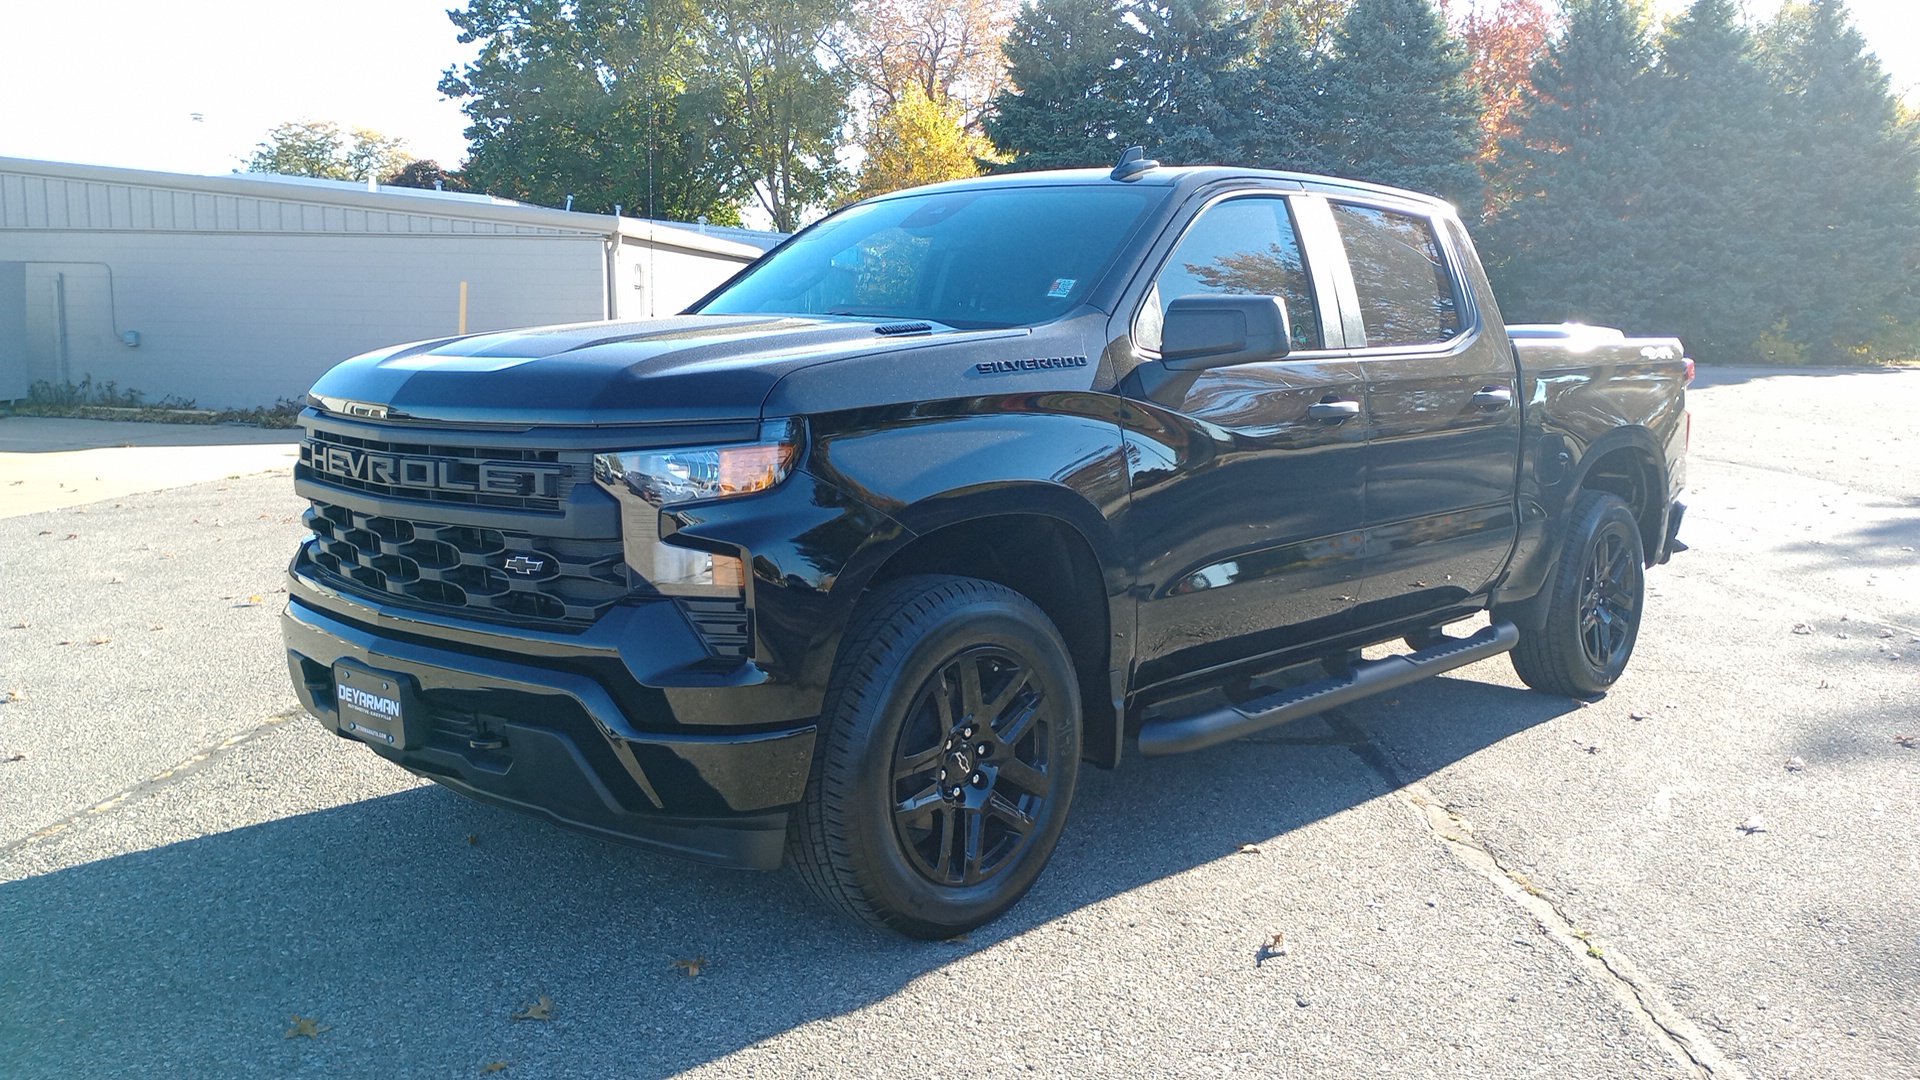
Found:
282,152 -> 1689,937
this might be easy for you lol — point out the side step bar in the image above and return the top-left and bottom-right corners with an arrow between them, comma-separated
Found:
1136,621 -> 1520,758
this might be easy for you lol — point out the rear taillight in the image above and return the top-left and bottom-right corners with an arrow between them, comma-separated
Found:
1684,357 -> 1695,385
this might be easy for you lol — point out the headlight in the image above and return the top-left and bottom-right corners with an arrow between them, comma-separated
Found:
592,419 -> 800,595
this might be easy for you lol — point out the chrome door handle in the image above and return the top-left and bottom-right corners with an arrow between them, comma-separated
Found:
1308,399 -> 1361,421
1472,386 -> 1513,409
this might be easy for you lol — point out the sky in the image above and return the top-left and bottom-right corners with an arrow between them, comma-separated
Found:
0,0 -> 1916,182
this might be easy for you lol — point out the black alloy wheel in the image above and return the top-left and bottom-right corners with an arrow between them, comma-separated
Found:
788,574 -> 1081,938
890,646 -> 1056,887
1511,490 -> 1646,697
1578,518 -> 1642,673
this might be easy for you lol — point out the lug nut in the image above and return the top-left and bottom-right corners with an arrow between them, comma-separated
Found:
976,743 -> 991,757
971,773 -> 986,787
939,768 -> 949,781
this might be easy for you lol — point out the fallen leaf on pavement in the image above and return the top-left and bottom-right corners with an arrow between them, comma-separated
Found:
466,834 -> 479,846
673,958 -> 707,977
511,995 -> 554,1021
284,1016 -> 330,1039
4,751 -> 28,762
232,596 -> 264,608
9,622 -> 27,629
37,530 -> 51,536
1629,711 -> 1652,721
1785,756 -> 1805,772
480,1063 -> 510,1074
5,689 -> 24,703
87,637 -> 111,646
1895,734 -> 1918,749
1237,843 -> 1261,854
1737,814 -> 1768,834
1256,931 -> 1289,965
1791,623 -> 1813,635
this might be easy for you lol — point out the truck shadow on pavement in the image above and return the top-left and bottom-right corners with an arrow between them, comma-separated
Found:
0,675 -> 1575,1079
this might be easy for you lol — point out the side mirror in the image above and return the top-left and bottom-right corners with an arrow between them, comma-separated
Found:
1159,294 -> 1292,371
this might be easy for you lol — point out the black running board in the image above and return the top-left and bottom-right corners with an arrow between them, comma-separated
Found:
1136,621 -> 1520,757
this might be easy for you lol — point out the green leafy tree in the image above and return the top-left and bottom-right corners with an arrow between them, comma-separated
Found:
853,84 -> 1000,197
246,120 -> 413,181
1317,0 -> 1484,211
699,0 -> 853,231
987,0 -> 1146,169
441,0 -> 743,225
1758,0 -> 1920,361
381,160 -> 468,191
1483,0 -> 1661,327
1246,0 -> 1350,54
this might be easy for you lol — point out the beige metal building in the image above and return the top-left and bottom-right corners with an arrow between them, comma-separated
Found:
0,157 -> 779,408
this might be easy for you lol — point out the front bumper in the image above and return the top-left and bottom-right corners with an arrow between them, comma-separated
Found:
283,593 -> 817,870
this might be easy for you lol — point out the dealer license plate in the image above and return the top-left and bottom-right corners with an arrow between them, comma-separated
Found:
333,662 -> 418,749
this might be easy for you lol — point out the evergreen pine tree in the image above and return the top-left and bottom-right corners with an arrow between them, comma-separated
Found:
1636,0 -> 1781,360
1241,10 -> 1332,174
1318,0 -> 1484,211
1759,0 -> 1920,361
986,0 -> 1147,169
1483,0 -> 1660,327
1131,0 -> 1257,164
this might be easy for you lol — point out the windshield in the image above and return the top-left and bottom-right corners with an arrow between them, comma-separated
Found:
696,186 -> 1165,328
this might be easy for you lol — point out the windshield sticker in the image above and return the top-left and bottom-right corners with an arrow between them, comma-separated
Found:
1046,278 -> 1076,298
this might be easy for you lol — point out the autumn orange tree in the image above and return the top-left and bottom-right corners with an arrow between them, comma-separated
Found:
1442,0 -> 1559,160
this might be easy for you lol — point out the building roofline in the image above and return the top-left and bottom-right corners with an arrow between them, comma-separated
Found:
0,155 -> 772,260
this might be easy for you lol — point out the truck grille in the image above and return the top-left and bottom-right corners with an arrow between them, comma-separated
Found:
299,429 -> 590,513
301,501 -> 627,627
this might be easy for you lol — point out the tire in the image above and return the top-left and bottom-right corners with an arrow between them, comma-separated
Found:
788,574 -> 1081,938
1511,491 -> 1646,697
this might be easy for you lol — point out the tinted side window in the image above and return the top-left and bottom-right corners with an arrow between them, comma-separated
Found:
1330,204 -> 1461,347
1138,197 -> 1320,353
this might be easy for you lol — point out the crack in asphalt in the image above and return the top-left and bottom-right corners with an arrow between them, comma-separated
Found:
0,708 -> 303,862
1318,707 -> 1752,1080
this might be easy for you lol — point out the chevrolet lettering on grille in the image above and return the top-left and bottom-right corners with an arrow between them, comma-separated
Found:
309,444 -> 565,498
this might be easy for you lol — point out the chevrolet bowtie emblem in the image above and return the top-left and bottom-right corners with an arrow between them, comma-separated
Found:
504,555 -> 546,575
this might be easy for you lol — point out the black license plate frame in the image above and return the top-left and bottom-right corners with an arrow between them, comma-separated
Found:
332,660 -> 427,750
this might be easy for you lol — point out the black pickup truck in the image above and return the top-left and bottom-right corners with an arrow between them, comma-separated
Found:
283,154 -> 1688,937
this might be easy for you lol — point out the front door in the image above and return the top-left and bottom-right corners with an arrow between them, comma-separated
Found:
1119,194 -> 1370,687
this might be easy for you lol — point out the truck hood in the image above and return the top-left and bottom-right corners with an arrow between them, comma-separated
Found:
306,315 -> 1019,426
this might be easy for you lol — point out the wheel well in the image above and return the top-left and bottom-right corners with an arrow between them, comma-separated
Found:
1578,446 -> 1662,560
868,514 -> 1117,767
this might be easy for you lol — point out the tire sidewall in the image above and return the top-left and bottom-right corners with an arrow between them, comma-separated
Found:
830,584 -> 1081,936
1552,495 -> 1645,693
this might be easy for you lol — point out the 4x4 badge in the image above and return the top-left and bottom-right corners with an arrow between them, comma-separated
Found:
504,555 -> 546,575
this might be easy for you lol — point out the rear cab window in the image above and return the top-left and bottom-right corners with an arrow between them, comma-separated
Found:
1327,203 -> 1463,348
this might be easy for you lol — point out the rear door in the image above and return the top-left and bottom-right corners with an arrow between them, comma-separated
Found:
1316,197 -> 1522,624
1119,192 -> 1371,686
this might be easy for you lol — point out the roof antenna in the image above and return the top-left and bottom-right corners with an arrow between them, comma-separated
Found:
1110,145 -> 1158,182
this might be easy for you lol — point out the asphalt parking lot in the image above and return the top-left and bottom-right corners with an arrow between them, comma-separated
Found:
2,367 -> 1915,1080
